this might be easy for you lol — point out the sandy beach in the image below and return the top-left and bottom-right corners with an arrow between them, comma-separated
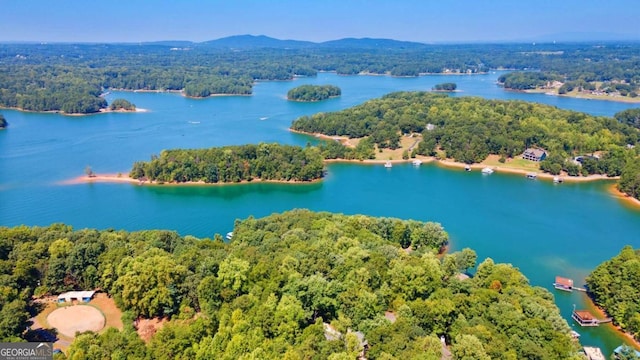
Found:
60,173 -> 322,187
608,183 -> 640,208
292,129 -> 620,183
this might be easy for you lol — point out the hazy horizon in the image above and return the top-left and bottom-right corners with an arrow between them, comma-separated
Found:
1,0 -> 638,43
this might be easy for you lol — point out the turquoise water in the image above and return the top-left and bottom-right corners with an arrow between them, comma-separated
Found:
1,72 -> 639,354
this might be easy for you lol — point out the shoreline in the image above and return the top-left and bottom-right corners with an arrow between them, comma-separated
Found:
0,106 -> 148,116
607,183 -> 640,209
291,129 -> 619,183
582,293 -> 640,351
59,173 -> 323,187
503,88 -> 640,104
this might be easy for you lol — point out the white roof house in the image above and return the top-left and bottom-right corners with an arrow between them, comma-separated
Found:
57,291 -> 96,302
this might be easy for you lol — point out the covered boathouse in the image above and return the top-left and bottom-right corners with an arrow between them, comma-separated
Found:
554,276 -> 574,291
572,310 -> 600,327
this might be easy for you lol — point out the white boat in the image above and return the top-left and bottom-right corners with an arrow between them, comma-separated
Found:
553,176 -> 563,183
384,161 -> 392,168
464,165 -> 471,172
481,167 -> 494,174
412,159 -> 422,166
226,232 -> 233,240
526,173 -> 537,180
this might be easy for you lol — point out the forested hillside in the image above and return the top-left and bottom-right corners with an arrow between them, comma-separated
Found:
0,210 -> 581,359
2,41 -> 640,113
586,246 -> 640,342
129,143 -> 325,183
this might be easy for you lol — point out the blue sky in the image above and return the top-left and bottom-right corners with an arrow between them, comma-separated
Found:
1,0 -> 638,43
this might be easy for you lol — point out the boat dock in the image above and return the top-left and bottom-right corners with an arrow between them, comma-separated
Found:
572,310 -> 613,327
553,276 -> 587,292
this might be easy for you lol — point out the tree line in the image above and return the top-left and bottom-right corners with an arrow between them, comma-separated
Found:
129,143 -> 325,183
3,42 -> 640,113
0,209 -> 581,359
586,246 -> 640,343
287,85 -> 341,102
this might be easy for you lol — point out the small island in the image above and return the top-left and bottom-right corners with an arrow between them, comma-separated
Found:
109,98 -> 136,112
129,143 -> 324,184
0,113 -> 7,129
432,82 -> 457,92
287,85 -> 341,102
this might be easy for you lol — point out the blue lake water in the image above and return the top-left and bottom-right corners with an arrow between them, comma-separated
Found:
1,71 -> 639,354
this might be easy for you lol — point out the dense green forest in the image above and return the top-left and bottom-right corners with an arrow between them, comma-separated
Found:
585,246 -> 640,342
433,83 -> 457,91
129,143 -> 325,183
0,113 -> 6,128
0,210 -> 582,359
2,41 -> 640,113
619,160 -> 640,200
287,85 -> 341,102
109,98 -> 136,111
616,108 -> 640,129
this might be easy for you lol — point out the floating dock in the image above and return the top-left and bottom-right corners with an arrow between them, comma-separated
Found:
553,276 -> 587,292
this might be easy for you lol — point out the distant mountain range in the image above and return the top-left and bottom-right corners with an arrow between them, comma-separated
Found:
143,34 -> 430,50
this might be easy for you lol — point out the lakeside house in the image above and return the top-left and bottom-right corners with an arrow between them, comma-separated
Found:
613,345 -> 640,359
522,148 -> 547,162
553,276 -> 574,291
57,290 -> 95,303
572,310 -> 600,327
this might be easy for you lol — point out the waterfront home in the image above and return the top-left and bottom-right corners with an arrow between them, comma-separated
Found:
522,148 -> 547,162
613,345 -> 640,359
57,290 -> 95,303
553,276 -> 574,291
572,310 -> 600,327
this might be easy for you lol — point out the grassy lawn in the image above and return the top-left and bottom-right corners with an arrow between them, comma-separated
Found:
374,135 -> 422,160
481,155 -> 541,172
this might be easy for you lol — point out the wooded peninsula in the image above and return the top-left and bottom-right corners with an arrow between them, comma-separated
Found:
291,92 -> 640,199
0,210 -> 582,359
